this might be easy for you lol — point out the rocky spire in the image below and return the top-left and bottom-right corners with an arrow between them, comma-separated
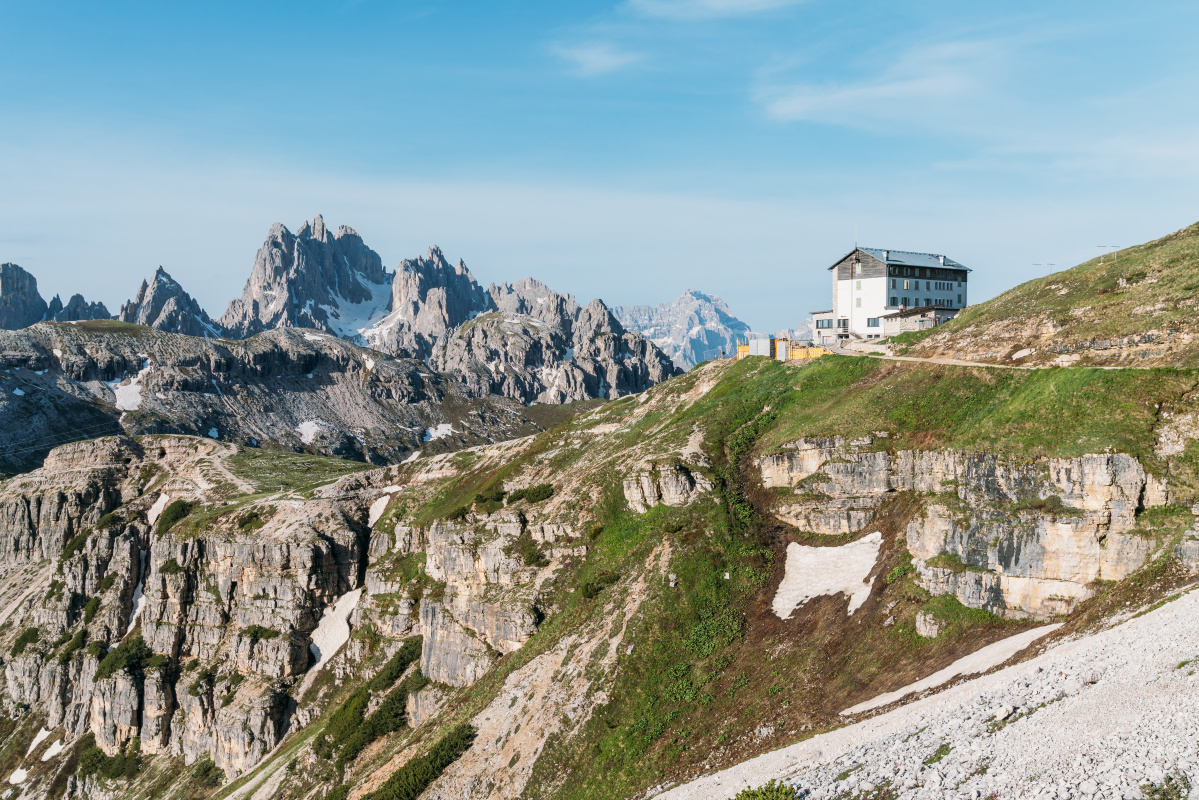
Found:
218,215 -> 391,339
118,266 -> 221,336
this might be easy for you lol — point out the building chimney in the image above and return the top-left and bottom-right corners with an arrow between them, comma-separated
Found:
938,255 -> 945,265
882,250 -> 889,261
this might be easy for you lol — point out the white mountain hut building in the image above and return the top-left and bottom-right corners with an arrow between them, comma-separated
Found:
811,247 -> 969,343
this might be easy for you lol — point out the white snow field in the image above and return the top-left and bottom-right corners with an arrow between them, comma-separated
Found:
368,496 -> 392,528
25,728 -> 50,756
147,493 -> 171,525
655,587 -> 1199,800
40,739 -> 64,761
308,588 -> 362,667
772,533 -> 883,619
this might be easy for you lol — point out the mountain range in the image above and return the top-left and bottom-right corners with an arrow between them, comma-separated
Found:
0,216 -> 759,407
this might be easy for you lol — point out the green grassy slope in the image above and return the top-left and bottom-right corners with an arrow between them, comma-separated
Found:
244,356 -> 1199,800
901,220 -> 1199,366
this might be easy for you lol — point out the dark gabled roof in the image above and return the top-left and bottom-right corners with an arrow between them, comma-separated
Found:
828,247 -> 971,272
809,309 -> 834,315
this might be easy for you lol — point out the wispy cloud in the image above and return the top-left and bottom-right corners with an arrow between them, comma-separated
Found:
552,42 -> 642,76
627,0 -> 802,19
758,42 -> 992,125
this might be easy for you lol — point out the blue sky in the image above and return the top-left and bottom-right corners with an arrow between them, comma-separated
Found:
2,0 -> 1198,332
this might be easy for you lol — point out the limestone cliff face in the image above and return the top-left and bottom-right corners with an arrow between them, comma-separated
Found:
118,267 -> 220,337
219,215 -> 391,340
759,436 -> 1170,619
0,263 -> 49,330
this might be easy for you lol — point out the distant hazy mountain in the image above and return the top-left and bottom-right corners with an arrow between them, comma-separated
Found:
613,290 -> 752,369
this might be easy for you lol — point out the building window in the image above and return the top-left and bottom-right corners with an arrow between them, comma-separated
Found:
867,317 -> 879,327
902,297 -> 909,306
891,279 -> 896,289
957,294 -> 962,303
838,319 -> 848,329
926,281 -> 931,290
925,298 -> 931,306
816,319 -> 832,329
856,298 -> 862,307
854,262 -> 862,276
890,296 -> 898,306
856,280 -> 862,289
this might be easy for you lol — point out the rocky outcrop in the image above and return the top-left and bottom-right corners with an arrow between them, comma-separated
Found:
364,247 -> 491,359
419,600 -> 495,688
623,462 -> 713,513
90,670 -> 142,755
613,289 -> 752,370
119,266 -> 220,336
0,263 -> 49,329
0,322 -> 548,472
760,437 -> 1171,619
47,293 -> 111,322
436,296 -> 679,404
219,215 -> 391,340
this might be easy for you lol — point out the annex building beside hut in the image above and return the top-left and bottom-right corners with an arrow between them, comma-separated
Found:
812,247 -> 969,344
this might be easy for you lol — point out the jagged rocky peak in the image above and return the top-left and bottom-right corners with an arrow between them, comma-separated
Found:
365,247 -> 492,359
613,289 -> 752,369
218,214 -> 392,340
118,266 -> 220,336
434,289 -> 680,404
488,277 -> 581,330
0,262 -> 49,330
46,293 -> 111,322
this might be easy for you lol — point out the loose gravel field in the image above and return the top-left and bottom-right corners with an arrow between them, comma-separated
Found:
656,586 -> 1199,800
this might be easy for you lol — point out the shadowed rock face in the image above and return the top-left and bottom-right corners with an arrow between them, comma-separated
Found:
47,293 -> 111,322
0,263 -> 50,329
219,215 -> 391,339
614,289 -> 752,370
432,282 -> 681,404
0,322 -> 548,473
365,247 -> 492,359
119,266 -> 220,337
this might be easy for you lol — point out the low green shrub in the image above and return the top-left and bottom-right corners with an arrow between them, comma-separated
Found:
238,511 -> 265,531
733,780 -> 799,800
315,687 -> 370,760
370,636 -> 423,692
193,757 -> 225,788
581,571 -> 620,599
159,557 -> 184,575
512,531 -> 549,568
77,733 -> 141,780
11,627 -> 39,656
96,512 -> 119,530
99,573 -> 117,593
58,628 -> 87,665
61,530 -> 90,560
241,625 -> 281,643
508,483 -> 554,504
367,723 -> 476,800
156,499 -> 193,534
82,596 -> 101,624
95,636 -> 154,682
